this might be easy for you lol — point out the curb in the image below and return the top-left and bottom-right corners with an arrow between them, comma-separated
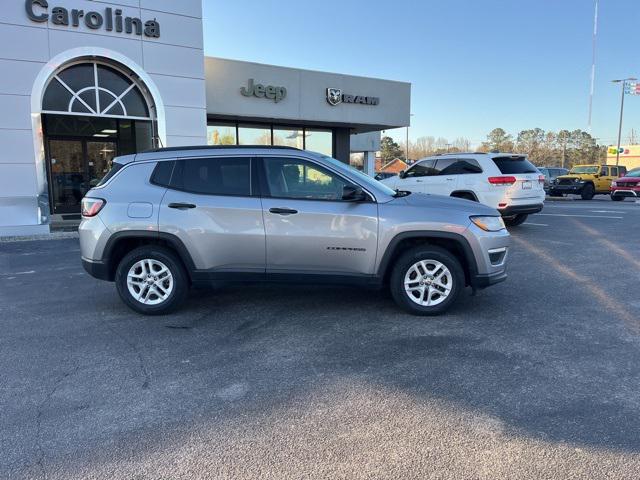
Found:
0,232 -> 79,243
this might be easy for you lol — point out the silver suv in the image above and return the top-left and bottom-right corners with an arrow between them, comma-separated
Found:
79,146 -> 510,316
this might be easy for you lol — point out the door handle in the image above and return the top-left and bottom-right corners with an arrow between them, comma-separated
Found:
416,179 -> 424,183
269,207 -> 298,215
446,178 -> 455,181
168,203 -> 196,210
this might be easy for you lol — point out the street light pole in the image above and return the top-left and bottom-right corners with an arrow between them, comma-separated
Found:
612,77 -> 637,166
405,114 -> 414,163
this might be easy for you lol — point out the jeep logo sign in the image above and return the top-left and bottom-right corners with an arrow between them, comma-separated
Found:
25,0 -> 161,38
240,79 -> 287,103
326,88 -> 379,106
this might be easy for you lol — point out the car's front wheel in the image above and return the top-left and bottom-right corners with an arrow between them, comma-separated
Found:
115,246 -> 189,315
581,183 -> 595,200
390,246 -> 464,316
611,195 -> 624,202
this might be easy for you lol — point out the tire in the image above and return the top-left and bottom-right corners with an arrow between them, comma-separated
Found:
390,245 -> 464,316
115,245 -> 189,315
549,192 -> 563,197
503,214 -> 528,227
581,183 -> 595,200
611,195 -> 624,202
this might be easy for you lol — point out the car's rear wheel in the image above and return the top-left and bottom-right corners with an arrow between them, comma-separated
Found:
503,214 -> 528,227
115,246 -> 189,315
581,183 -> 595,200
390,246 -> 464,316
611,195 -> 624,202
549,192 -> 563,197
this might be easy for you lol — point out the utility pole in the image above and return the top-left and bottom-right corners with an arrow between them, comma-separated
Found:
588,0 -> 599,133
612,78 -> 636,166
405,114 -> 414,163
406,126 -> 410,162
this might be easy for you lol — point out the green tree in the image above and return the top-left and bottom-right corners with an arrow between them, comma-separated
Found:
380,136 -> 405,162
480,128 -> 514,152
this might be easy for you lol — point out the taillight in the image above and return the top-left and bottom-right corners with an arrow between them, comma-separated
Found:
488,176 -> 517,185
538,175 -> 545,184
81,198 -> 106,217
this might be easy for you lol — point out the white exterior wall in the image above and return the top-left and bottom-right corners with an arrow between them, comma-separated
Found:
0,0 -> 207,236
205,57 -> 411,133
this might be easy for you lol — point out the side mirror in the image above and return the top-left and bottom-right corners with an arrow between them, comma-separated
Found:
398,170 -> 407,179
342,184 -> 367,202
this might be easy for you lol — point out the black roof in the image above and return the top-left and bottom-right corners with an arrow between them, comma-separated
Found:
145,145 -> 302,153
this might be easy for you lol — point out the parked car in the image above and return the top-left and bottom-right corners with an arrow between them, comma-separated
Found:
374,171 -> 397,181
610,168 -> 640,201
381,152 -> 545,227
79,146 -> 510,316
548,164 -> 627,200
537,167 -> 568,192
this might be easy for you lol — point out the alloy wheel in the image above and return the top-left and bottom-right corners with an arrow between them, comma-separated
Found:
126,259 -> 174,305
403,259 -> 453,307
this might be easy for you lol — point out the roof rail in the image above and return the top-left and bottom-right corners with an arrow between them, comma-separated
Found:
433,152 -> 488,156
144,145 -> 302,153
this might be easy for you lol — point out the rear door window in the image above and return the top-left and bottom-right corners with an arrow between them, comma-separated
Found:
170,157 -> 251,196
150,160 -> 175,187
436,158 -> 483,175
492,156 -> 538,174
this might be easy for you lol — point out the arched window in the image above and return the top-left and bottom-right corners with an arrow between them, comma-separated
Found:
42,62 -> 151,119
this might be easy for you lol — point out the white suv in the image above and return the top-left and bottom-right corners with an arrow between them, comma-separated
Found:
381,153 -> 545,226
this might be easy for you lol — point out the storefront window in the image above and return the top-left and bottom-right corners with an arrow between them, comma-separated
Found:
273,127 -> 304,149
207,124 -> 237,145
238,124 -> 271,145
304,128 -> 333,156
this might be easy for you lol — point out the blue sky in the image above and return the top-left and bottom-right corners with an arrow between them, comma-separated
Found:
202,0 -> 639,147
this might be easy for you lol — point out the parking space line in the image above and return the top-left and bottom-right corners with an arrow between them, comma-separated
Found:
523,222 -> 548,226
536,213 -> 623,219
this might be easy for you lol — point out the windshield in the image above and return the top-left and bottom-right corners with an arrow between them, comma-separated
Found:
569,166 -> 599,174
320,155 -> 398,197
626,169 -> 640,178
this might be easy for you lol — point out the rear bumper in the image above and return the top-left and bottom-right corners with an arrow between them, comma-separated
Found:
498,203 -> 543,216
472,270 -> 508,289
82,257 -> 111,281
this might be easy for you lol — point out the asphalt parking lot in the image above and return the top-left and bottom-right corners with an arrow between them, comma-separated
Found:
1,198 -> 640,479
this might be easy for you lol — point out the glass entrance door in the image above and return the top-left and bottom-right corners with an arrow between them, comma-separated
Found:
47,138 -> 117,214
87,141 -> 117,189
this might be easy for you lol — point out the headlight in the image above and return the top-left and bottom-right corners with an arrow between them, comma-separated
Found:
612,181 -> 618,187
470,216 -> 506,232
575,179 -> 585,184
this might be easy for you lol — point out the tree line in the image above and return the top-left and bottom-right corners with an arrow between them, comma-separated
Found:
382,128 -> 607,167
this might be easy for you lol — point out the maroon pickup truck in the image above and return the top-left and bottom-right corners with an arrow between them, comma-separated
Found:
610,168 -> 640,201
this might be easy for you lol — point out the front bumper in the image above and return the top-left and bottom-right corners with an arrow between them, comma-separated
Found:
498,203 -> 543,217
548,184 -> 584,194
611,187 -> 640,198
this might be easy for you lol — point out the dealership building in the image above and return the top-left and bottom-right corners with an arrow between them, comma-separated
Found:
0,0 -> 411,236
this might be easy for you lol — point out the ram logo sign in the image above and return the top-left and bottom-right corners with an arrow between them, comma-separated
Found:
326,88 -> 379,107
